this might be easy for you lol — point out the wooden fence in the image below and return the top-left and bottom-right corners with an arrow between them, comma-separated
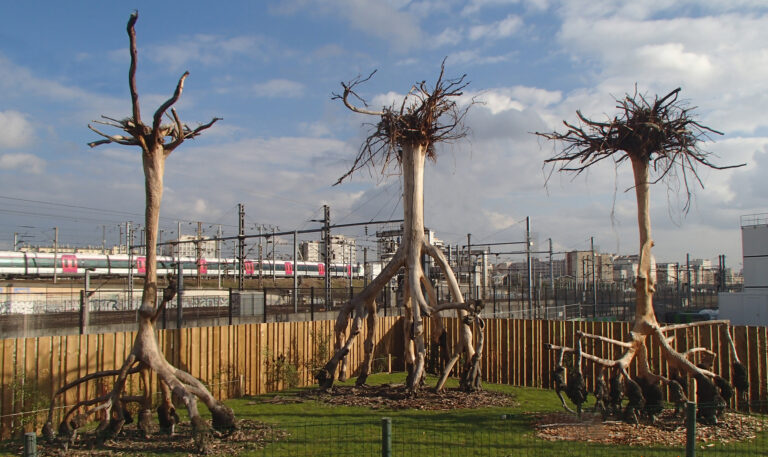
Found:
1,317 -> 767,439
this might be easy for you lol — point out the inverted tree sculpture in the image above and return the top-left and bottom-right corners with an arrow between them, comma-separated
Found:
43,12 -> 234,447
315,63 -> 484,392
537,88 -> 746,423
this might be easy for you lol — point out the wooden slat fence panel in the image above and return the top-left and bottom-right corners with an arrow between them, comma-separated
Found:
2,318 -> 768,439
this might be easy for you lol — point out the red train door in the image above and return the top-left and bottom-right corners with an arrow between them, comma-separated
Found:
318,263 -> 325,276
198,258 -> 208,274
244,261 -> 254,275
61,255 -> 78,273
137,257 -> 146,274
285,262 -> 293,275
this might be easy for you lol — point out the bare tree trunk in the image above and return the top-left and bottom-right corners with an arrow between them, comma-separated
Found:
318,143 -> 480,391
43,13 -> 232,448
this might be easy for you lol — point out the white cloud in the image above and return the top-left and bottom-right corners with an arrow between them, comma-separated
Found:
0,153 -> 45,174
461,0 -> 546,16
465,86 -> 562,114
0,111 -> 35,149
146,34 -> 273,71
251,79 -> 306,98
483,210 -> 519,229
556,12 -> 768,134
273,0 -> 423,51
447,49 -> 515,65
468,15 -> 524,41
432,27 -> 464,47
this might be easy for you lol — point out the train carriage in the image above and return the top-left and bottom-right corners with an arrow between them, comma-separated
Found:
0,250 -> 363,280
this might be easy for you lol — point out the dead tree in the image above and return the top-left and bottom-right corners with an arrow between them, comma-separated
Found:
315,62 -> 484,392
42,12 -> 234,448
537,88 -> 746,423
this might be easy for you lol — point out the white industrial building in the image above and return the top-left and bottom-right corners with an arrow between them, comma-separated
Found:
719,214 -> 768,325
300,235 -> 356,264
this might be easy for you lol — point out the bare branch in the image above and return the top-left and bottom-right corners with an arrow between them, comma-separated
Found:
333,60 -> 472,185
153,71 -> 189,140
127,11 -> 142,129
87,124 -> 139,147
538,87 -> 744,210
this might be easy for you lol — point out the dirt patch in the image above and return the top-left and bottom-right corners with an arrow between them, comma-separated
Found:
533,409 -> 765,447
24,419 -> 287,456
298,383 -> 517,410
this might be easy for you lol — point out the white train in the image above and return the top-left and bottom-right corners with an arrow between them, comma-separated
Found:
0,251 -> 362,279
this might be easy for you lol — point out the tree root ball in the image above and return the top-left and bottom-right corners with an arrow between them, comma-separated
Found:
733,362 -> 749,392
138,408 -> 154,436
191,415 -> 212,453
211,403 -> 237,434
157,403 -> 180,434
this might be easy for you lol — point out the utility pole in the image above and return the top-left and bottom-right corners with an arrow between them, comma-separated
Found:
258,225 -> 263,288
591,236 -> 597,318
481,248 -> 488,300
238,204 -> 245,291
348,243 -> 353,290
127,222 -> 133,310
363,247 -> 368,287
13,233 -> 17,252
721,254 -> 727,291
549,238 -> 555,319
467,233 -> 472,300
197,221 -> 202,288
177,221 -> 182,258
217,225 -> 222,289
176,260 -> 184,329
53,227 -> 59,284
293,230 -> 298,313
526,217 -> 533,319
102,225 -> 106,254
686,253 -> 692,307
323,205 -> 331,307
272,227 -> 276,284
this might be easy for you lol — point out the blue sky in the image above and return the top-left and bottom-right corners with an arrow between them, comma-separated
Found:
1,0 -> 767,269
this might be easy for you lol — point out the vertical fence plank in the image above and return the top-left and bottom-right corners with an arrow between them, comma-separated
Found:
1,339 -> 15,437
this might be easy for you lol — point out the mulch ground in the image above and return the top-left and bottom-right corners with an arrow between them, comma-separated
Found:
532,409 -> 765,447
297,383 -> 518,410
26,419 -> 288,456
15,388 -> 767,454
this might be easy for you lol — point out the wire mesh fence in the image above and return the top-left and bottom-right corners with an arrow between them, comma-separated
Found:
6,396 -> 768,456
253,403 -> 768,456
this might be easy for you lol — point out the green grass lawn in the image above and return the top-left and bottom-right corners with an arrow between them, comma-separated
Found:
2,373 -> 767,456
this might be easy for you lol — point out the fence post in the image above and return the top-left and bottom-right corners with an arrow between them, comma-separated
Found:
381,417 -> 392,457
685,401 -> 696,457
23,432 -> 36,457
79,290 -> 87,335
228,287 -> 233,325
310,287 -> 315,321
493,285 -> 497,316
263,287 -> 268,324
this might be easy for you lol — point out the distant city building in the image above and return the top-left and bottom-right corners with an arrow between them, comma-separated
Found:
566,250 -> 614,283
655,262 -> 679,284
300,235 -> 356,264
496,258 -> 566,285
161,235 -> 216,258
612,254 -> 658,284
